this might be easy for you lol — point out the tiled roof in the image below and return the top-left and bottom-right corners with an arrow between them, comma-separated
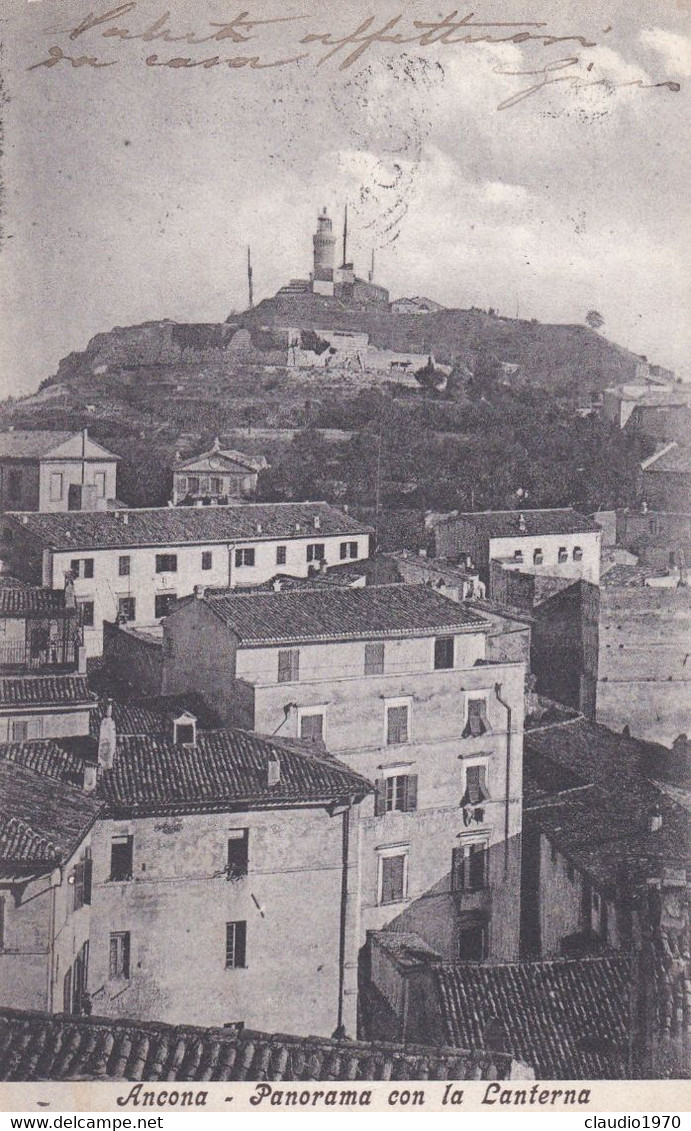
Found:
0,1008 -> 522,1081
437,509 -> 601,538
0,431 -> 74,458
0,587 -> 70,616
98,729 -> 372,815
0,816 -> 61,867
0,737 -> 96,785
0,762 -> 102,868
0,675 -> 94,709
201,584 -> 488,645
6,503 -> 371,552
432,956 -> 632,1079
89,693 -> 220,738
524,719 -> 691,890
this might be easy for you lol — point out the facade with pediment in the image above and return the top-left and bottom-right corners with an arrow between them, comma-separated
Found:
172,439 -> 267,506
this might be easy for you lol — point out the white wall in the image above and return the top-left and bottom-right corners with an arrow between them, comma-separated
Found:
489,531 -> 601,585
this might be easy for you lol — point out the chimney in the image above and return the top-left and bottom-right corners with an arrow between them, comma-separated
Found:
122,511 -> 129,525
314,515 -> 321,530
343,504 -> 349,513
518,513 -> 527,533
641,500 -> 649,514
319,557 -> 327,573
194,584 -> 206,599
77,644 -> 87,674
256,522 -> 263,534
295,522 -> 302,533
82,762 -> 98,792
212,437 -> 221,452
175,450 -> 181,462
98,700 -> 117,772
273,578 -> 283,591
649,805 -> 663,833
267,751 -> 281,787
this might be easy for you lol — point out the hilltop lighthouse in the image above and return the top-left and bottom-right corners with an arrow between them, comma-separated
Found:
312,207 -> 336,296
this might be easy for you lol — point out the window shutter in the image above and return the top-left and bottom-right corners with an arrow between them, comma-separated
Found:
478,765 -> 489,801
451,846 -> 465,892
465,765 -> 481,805
387,705 -> 408,744
235,921 -> 247,968
83,855 -> 92,905
405,774 -> 418,812
374,779 -> 387,817
73,862 -> 84,912
122,933 -> 130,978
109,937 -> 118,979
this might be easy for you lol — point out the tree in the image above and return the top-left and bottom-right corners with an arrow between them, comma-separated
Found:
585,311 -> 605,331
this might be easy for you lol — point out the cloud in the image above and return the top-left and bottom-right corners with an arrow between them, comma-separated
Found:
640,27 -> 691,77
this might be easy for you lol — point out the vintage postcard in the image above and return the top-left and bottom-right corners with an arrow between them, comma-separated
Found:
0,0 -> 689,1114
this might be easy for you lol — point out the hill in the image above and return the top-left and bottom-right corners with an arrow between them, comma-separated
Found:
0,297 -> 664,519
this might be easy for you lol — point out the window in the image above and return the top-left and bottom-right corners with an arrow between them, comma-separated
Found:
109,931 -> 130,979
558,546 -> 568,563
188,476 -> 200,494
573,546 -> 583,561
451,839 -> 489,893
11,720 -> 28,742
300,711 -> 324,742
110,835 -> 133,881
155,593 -> 177,619
533,548 -> 543,564
276,545 -> 287,566
73,860 -> 85,912
386,703 -> 409,745
118,555 -> 130,577
225,921 -> 247,968
201,551 -> 213,571
306,543 -> 325,563
210,477 -> 222,495
434,636 -> 454,670
70,558 -> 94,579
227,830 -> 249,879
463,698 -> 489,738
278,648 -> 299,683
50,472 -> 63,502
94,472 -> 106,498
79,602 -> 95,628
457,920 -> 487,961
155,554 -> 178,573
365,641 -> 385,676
375,773 -> 418,815
513,550 -> 524,563
378,850 -> 408,905
235,548 -> 255,568
118,597 -> 136,622
462,763 -> 490,806
83,851 -> 92,905
7,469 -> 21,502
175,724 -> 195,745
340,541 -> 358,560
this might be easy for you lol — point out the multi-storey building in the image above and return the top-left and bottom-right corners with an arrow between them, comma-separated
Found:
171,439 -> 267,506
0,580 -> 93,741
0,430 -> 119,514
0,503 -> 371,656
162,584 -> 526,962
432,509 -> 602,594
0,744 -> 102,1014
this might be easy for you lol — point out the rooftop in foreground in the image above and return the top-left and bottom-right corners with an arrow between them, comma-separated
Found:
0,1007 -> 526,1081
435,508 -> 601,538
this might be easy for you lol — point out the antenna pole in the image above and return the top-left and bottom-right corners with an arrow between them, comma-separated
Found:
369,248 -> 375,283
342,202 -> 348,266
247,246 -> 254,309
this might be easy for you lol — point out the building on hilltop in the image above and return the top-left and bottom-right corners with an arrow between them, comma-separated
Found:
0,502 -> 372,657
171,438 -> 268,506
291,206 -> 390,306
639,444 -> 691,512
162,583 -> 526,964
0,429 -> 119,515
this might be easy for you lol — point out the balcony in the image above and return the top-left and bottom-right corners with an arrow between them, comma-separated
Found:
0,639 -> 79,673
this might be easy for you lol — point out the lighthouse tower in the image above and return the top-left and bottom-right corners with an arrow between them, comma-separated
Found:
312,207 -> 336,296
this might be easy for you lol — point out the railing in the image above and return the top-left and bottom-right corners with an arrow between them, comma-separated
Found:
0,640 -> 78,671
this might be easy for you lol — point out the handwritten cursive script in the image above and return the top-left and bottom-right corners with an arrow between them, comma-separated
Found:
27,4 -> 682,112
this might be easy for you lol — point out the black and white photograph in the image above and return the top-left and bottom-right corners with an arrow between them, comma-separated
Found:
0,0 -> 689,1110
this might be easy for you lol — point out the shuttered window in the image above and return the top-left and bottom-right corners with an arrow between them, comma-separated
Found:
463,699 -> 489,738
227,831 -> 249,879
451,841 -> 489,893
379,854 -> 407,905
462,764 -> 489,806
300,713 -> 324,742
109,932 -> 130,979
386,705 -> 409,745
277,649 -> 300,683
434,636 -> 455,670
365,642 -> 385,675
374,774 -> 418,815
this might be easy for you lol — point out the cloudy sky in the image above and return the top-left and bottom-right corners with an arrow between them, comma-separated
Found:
1,0 -> 690,398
